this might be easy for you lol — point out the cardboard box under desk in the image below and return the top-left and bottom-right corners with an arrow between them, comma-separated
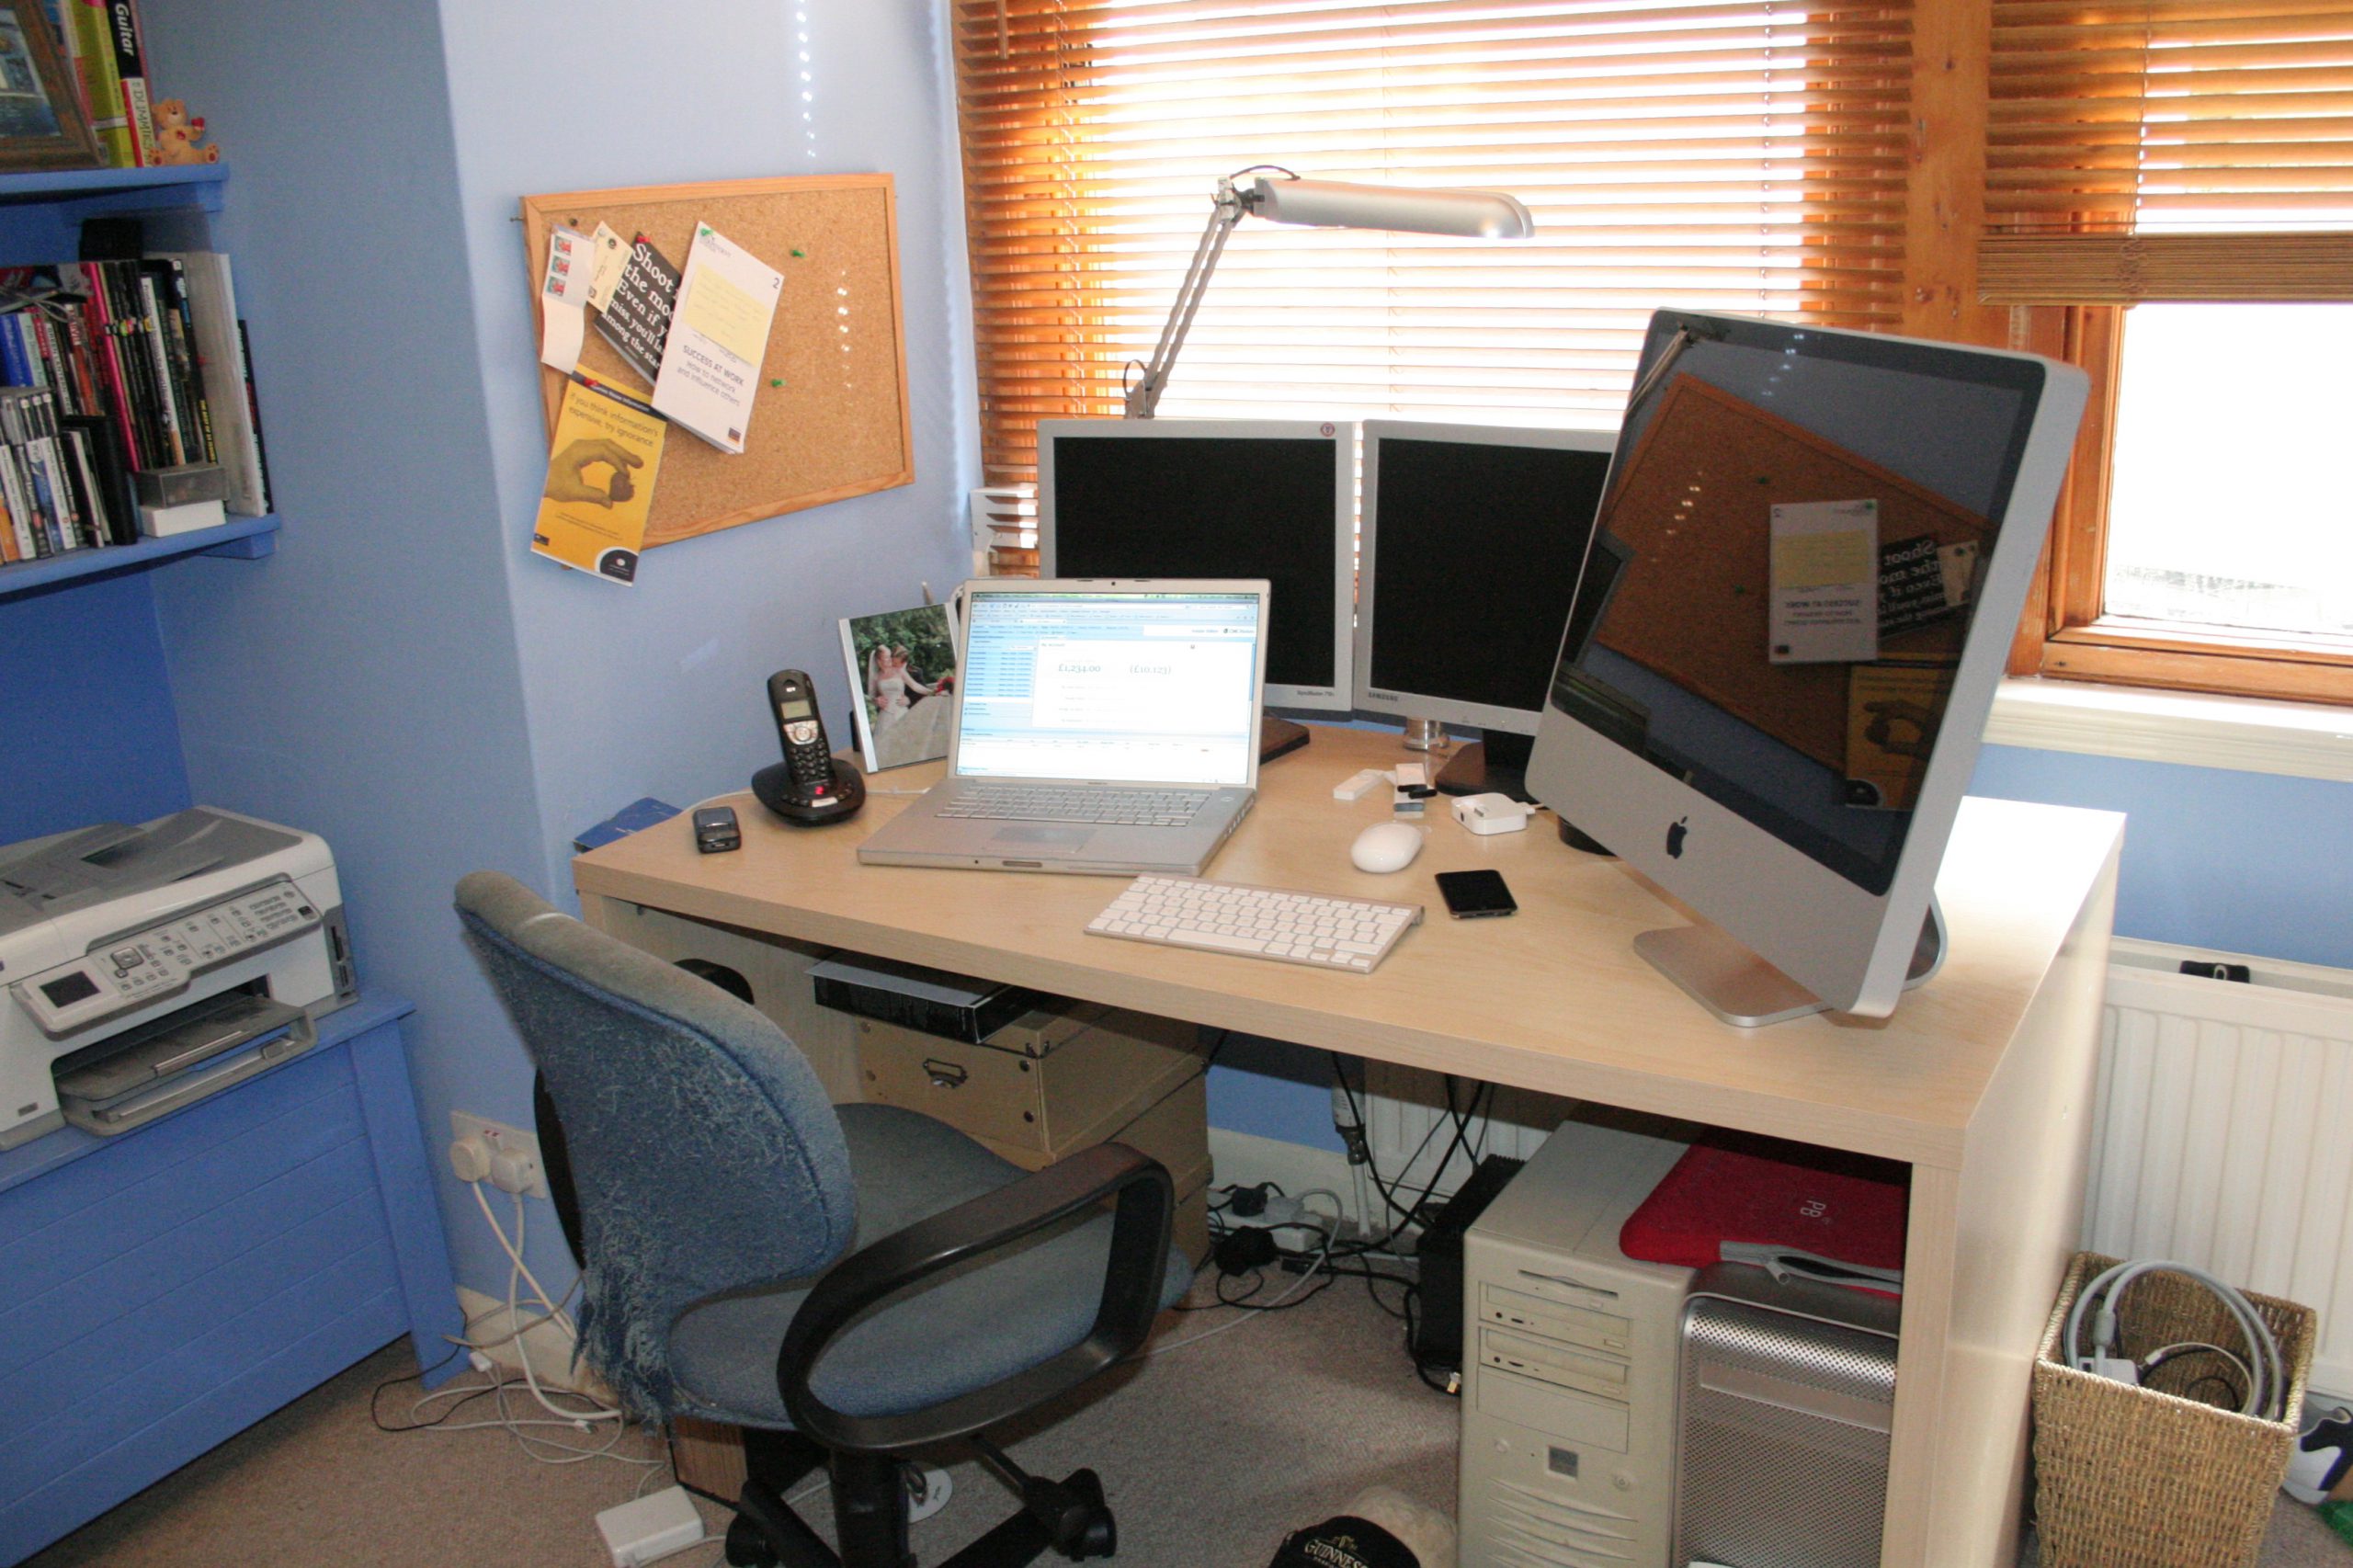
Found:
853,1004 -> 1202,1163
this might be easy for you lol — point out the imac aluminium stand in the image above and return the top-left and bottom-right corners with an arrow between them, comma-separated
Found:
1632,895 -> 1947,1028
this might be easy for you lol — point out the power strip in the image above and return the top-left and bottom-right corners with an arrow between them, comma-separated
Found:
1221,1194 -> 1307,1230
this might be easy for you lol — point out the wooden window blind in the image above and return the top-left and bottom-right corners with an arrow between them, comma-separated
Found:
952,0 -> 1916,486
1982,1 -> 2353,302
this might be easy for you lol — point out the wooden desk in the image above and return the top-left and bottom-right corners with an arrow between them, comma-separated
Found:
574,725 -> 2121,1568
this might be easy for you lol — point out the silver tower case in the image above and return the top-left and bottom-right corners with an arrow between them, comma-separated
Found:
1671,1264 -> 1902,1568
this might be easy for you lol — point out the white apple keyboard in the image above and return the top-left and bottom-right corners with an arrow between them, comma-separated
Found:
1085,875 -> 1423,974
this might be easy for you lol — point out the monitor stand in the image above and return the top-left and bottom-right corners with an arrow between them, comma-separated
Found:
1436,731 -> 1613,856
1260,715 -> 1311,763
1632,896 -> 1947,1028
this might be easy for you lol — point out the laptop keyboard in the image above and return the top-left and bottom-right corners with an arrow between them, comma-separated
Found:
937,784 -> 1211,827
1086,875 -> 1423,974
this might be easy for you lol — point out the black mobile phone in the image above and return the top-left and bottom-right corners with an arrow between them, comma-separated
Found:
692,805 -> 741,854
767,670 -> 838,807
1435,869 -> 1518,919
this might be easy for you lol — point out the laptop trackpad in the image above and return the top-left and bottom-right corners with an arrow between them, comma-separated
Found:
993,826 -> 1093,848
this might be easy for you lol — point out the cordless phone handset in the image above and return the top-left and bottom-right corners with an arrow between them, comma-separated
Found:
767,669 -> 836,806
750,669 -> 866,825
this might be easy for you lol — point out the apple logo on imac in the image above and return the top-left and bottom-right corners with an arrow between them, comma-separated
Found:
1665,817 -> 1688,858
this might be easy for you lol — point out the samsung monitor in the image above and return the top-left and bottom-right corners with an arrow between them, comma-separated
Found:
1354,420 -> 1617,801
1525,311 -> 2087,1024
1039,418 -> 1354,757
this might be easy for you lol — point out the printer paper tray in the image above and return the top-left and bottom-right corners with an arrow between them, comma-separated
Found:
56,992 -> 315,1136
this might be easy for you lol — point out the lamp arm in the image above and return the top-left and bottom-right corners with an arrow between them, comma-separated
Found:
1124,179 -> 1250,419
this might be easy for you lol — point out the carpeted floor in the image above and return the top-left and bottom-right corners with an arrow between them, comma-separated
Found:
22,1267 -> 2352,1567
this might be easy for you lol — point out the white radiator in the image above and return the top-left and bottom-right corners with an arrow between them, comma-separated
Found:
1349,936 -> 2353,1393
2084,937 -> 2353,1395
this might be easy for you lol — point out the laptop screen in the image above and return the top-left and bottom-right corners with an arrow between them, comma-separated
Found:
955,586 -> 1265,786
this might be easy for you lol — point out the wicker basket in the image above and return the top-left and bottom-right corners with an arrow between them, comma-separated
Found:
2032,1251 -> 2317,1568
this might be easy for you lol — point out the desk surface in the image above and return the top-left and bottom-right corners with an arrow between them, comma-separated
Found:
574,724 -> 2122,1174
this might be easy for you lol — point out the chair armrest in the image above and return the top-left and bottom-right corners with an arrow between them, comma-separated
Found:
775,1142 -> 1174,1451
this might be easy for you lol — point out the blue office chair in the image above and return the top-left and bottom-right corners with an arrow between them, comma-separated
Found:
454,871 -> 1193,1567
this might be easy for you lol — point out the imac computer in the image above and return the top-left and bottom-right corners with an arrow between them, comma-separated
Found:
1038,418 -> 1353,759
1525,311 -> 2088,1025
1354,420 -> 1617,801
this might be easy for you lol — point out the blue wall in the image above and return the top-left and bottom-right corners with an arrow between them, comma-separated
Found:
124,0 -> 975,1299
0,576 -> 190,843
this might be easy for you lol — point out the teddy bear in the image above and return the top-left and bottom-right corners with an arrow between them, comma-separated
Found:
151,99 -> 221,165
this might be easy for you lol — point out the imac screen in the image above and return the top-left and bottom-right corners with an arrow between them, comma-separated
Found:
1547,314 -> 2045,895
1045,431 -> 1342,693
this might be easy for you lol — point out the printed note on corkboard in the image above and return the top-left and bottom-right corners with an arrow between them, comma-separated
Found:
520,175 -> 913,549
1593,375 -> 1989,770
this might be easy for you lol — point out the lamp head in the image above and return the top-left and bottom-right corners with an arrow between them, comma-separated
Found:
1240,176 -> 1535,239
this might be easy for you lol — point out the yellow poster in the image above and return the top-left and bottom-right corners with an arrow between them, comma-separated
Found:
532,377 -> 666,585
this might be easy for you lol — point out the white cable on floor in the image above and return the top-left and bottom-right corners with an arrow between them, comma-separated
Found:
1143,1237 -> 1333,1358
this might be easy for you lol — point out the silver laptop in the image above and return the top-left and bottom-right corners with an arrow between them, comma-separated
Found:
857,579 -> 1269,875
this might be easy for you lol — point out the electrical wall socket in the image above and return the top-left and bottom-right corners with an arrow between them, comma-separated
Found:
449,1112 -> 549,1199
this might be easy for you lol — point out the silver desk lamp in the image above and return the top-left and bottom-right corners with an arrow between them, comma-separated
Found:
1121,167 -> 1536,420
1120,167 -> 1534,759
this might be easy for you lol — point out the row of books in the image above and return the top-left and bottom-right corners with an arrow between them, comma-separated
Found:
0,385 -> 137,562
44,0 -> 165,169
0,252 -> 271,539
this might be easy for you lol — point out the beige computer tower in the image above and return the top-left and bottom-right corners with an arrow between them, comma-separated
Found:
1459,1117 -> 1696,1568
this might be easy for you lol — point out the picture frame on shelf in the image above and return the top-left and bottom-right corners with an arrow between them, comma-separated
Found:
837,600 -> 959,772
0,3 -> 101,172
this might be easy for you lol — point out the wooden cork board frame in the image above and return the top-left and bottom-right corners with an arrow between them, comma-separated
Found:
519,175 -> 914,548
1595,374 -> 1990,770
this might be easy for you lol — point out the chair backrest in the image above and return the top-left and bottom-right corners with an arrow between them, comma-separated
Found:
453,870 -> 856,1417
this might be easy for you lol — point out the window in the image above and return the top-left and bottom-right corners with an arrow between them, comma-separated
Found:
950,0 -> 1916,487
1981,1 -> 2353,703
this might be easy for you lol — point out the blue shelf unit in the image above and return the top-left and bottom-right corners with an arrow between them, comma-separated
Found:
0,161 -> 275,600
0,162 -> 227,214
0,992 -> 460,1562
0,512 -> 278,601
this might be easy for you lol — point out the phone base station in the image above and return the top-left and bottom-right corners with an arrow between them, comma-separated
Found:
752,758 -> 867,825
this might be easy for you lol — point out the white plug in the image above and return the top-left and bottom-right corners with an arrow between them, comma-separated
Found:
488,1149 -> 541,1196
2079,1353 -> 2141,1385
448,1135 -> 493,1184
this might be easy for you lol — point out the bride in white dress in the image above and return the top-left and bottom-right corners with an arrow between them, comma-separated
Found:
865,645 -> 952,767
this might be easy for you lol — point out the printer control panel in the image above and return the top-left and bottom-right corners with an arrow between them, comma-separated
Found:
10,879 -> 320,1039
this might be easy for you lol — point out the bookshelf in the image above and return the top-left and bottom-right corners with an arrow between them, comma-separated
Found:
0,163 -> 228,213
0,509 -> 276,601
0,162 -> 274,599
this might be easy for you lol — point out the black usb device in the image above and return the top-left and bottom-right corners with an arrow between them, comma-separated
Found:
692,806 -> 741,854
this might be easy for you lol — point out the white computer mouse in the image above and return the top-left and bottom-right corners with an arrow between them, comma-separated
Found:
1350,821 -> 1426,875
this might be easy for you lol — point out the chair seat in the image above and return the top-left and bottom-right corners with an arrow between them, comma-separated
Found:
669,1103 -> 1194,1427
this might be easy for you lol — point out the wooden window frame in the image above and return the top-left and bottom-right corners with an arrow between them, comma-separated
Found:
2002,303 -> 2353,706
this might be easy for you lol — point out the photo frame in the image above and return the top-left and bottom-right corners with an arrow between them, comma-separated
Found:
0,4 -> 102,173
838,601 -> 960,772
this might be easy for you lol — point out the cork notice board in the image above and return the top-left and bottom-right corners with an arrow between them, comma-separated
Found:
1595,375 -> 1989,770
519,175 -> 914,548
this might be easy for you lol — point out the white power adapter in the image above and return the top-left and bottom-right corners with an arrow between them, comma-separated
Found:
1450,792 -> 1534,835
597,1484 -> 705,1566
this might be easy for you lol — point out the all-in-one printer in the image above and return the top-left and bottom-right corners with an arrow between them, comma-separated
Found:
0,807 -> 356,1149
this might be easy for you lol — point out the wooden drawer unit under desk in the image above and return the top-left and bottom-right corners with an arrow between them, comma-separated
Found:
853,1005 -> 1201,1164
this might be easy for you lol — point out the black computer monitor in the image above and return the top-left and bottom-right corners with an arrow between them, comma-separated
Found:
1353,421 -> 1617,800
1037,418 -> 1353,756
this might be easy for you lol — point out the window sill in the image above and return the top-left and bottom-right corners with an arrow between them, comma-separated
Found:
1984,678 -> 2353,783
